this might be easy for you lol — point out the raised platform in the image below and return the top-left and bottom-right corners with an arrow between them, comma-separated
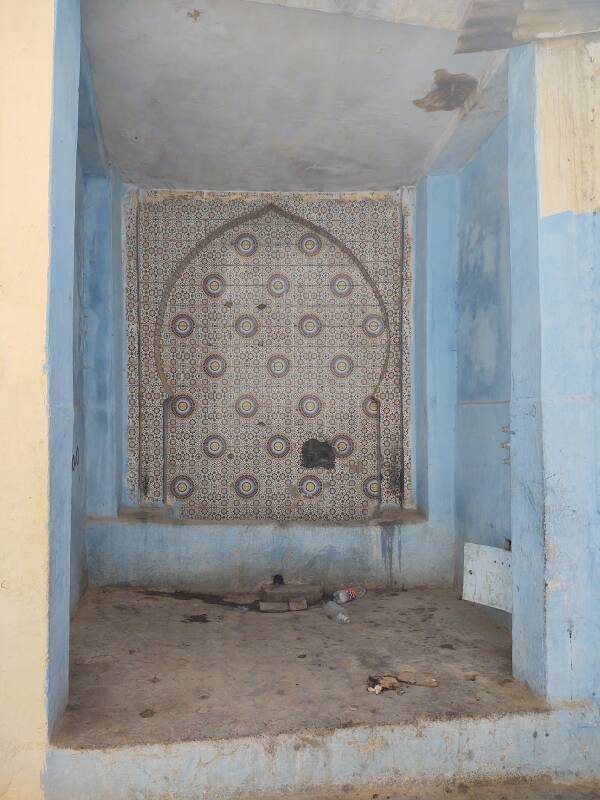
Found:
54,587 -> 544,748
47,586 -> 600,799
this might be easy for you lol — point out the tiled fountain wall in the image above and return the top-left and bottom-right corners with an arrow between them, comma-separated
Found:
125,192 -> 412,522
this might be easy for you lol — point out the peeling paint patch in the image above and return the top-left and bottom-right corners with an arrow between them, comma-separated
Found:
414,70 -> 478,112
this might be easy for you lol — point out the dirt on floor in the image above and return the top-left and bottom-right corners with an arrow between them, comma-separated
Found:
271,779 -> 600,800
53,586 -> 547,749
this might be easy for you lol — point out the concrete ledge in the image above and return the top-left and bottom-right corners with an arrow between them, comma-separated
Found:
85,516 -> 454,593
45,707 -> 600,800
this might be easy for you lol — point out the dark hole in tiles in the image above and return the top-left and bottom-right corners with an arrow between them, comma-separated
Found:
301,439 -> 335,469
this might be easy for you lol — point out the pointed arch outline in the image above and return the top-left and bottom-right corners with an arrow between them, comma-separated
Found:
152,201 -> 392,398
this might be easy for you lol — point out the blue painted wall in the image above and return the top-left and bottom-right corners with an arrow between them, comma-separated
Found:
87,516 -> 455,593
69,38 -> 112,615
81,178 -> 459,593
413,182 -> 429,514
454,119 -> 512,584
47,0 -> 81,733
70,155 -> 87,615
47,0 -> 116,728
538,207 -> 600,703
82,176 -> 115,516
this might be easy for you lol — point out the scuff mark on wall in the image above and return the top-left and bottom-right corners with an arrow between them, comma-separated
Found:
414,70 -> 478,112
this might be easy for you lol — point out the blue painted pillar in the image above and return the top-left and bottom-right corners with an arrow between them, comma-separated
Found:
508,40 -> 600,702
414,176 -> 458,527
83,176 -> 117,517
47,0 -> 81,731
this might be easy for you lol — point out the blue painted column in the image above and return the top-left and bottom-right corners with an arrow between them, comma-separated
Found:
47,0 -> 81,730
414,176 -> 458,527
508,40 -> 600,702
83,176 -> 117,516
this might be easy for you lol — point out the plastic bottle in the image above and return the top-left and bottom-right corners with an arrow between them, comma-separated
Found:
332,585 -> 366,604
323,600 -> 350,624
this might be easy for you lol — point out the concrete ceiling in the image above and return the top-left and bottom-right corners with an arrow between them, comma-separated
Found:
82,0 -> 502,191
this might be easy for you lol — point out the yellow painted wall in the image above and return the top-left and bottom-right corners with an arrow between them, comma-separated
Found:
0,2 -> 56,798
537,33 -> 600,218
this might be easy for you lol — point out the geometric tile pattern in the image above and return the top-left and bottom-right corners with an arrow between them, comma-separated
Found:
125,192 -> 412,521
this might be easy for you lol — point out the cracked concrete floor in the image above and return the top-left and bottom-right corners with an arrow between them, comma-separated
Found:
53,586 -> 547,749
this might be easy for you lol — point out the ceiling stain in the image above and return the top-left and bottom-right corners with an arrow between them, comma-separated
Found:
456,0 -> 523,53
413,69 -> 478,112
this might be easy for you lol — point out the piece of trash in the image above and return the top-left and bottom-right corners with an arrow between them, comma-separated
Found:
259,600 -> 289,613
323,600 -> 350,624
182,614 -> 209,624
237,606 -> 249,613
397,670 -> 438,688
258,597 -> 309,612
367,671 -> 438,693
259,579 -> 323,606
367,676 -> 403,694
333,585 -> 367,604
288,597 -> 308,612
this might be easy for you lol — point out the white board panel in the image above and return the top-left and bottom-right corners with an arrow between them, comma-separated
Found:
463,543 -> 512,613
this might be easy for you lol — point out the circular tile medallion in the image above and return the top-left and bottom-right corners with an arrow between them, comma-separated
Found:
235,474 -> 259,498
203,354 -> 226,377
330,273 -> 353,297
298,233 -> 322,256
267,354 -> 290,378
267,434 -> 291,458
362,396 -> 380,418
235,394 -> 258,418
331,435 -> 354,458
299,475 -> 322,499
171,475 -> 194,499
234,233 -> 258,256
202,435 -> 226,458
171,395 -> 195,418
362,314 -> 385,337
234,314 -> 259,338
298,395 -> 322,418
267,273 -> 290,298
298,314 -> 322,338
202,273 -> 226,298
363,476 -> 381,500
170,313 -> 195,338
330,354 -> 354,378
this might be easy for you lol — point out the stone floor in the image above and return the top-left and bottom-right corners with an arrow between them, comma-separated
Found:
53,586 -> 547,749
281,780 -> 600,800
